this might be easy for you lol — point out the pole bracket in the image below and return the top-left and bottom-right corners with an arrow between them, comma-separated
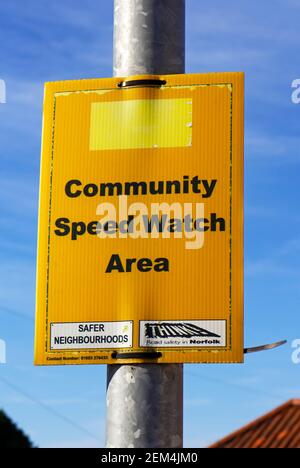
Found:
244,340 -> 287,355
118,78 -> 167,88
111,351 -> 162,360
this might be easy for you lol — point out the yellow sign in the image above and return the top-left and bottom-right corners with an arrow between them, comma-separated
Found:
34,72 -> 244,365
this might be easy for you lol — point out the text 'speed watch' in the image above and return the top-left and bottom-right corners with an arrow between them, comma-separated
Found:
34,72 -> 244,365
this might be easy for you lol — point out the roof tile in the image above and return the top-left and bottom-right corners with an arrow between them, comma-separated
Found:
210,400 -> 300,449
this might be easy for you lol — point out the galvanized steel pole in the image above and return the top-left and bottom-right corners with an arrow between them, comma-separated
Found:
106,0 -> 185,449
113,0 -> 185,76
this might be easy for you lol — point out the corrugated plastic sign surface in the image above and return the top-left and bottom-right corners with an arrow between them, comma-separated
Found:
34,72 -> 244,365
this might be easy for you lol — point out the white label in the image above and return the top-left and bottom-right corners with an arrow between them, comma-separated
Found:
50,321 -> 132,350
139,320 -> 226,348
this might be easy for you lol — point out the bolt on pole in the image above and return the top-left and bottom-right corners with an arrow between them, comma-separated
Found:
106,0 -> 185,449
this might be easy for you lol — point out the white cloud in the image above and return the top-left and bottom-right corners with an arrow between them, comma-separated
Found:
184,398 -> 212,408
245,237 -> 300,279
245,131 -> 300,161
0,174 -> 38,217
187,47 -> 268,70
0,259 -> 36,312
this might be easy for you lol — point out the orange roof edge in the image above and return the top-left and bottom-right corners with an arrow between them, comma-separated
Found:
291,399 -> 300,406
209,399 -> 300,449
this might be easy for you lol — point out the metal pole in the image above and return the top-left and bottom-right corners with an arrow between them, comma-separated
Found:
113,0 -> 185,76
106,0 -> 185,449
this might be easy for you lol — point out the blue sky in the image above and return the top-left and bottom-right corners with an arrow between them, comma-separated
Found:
0,0 -> 300,448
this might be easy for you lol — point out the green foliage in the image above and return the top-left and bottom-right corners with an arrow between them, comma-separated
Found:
0,410 -> 33,448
